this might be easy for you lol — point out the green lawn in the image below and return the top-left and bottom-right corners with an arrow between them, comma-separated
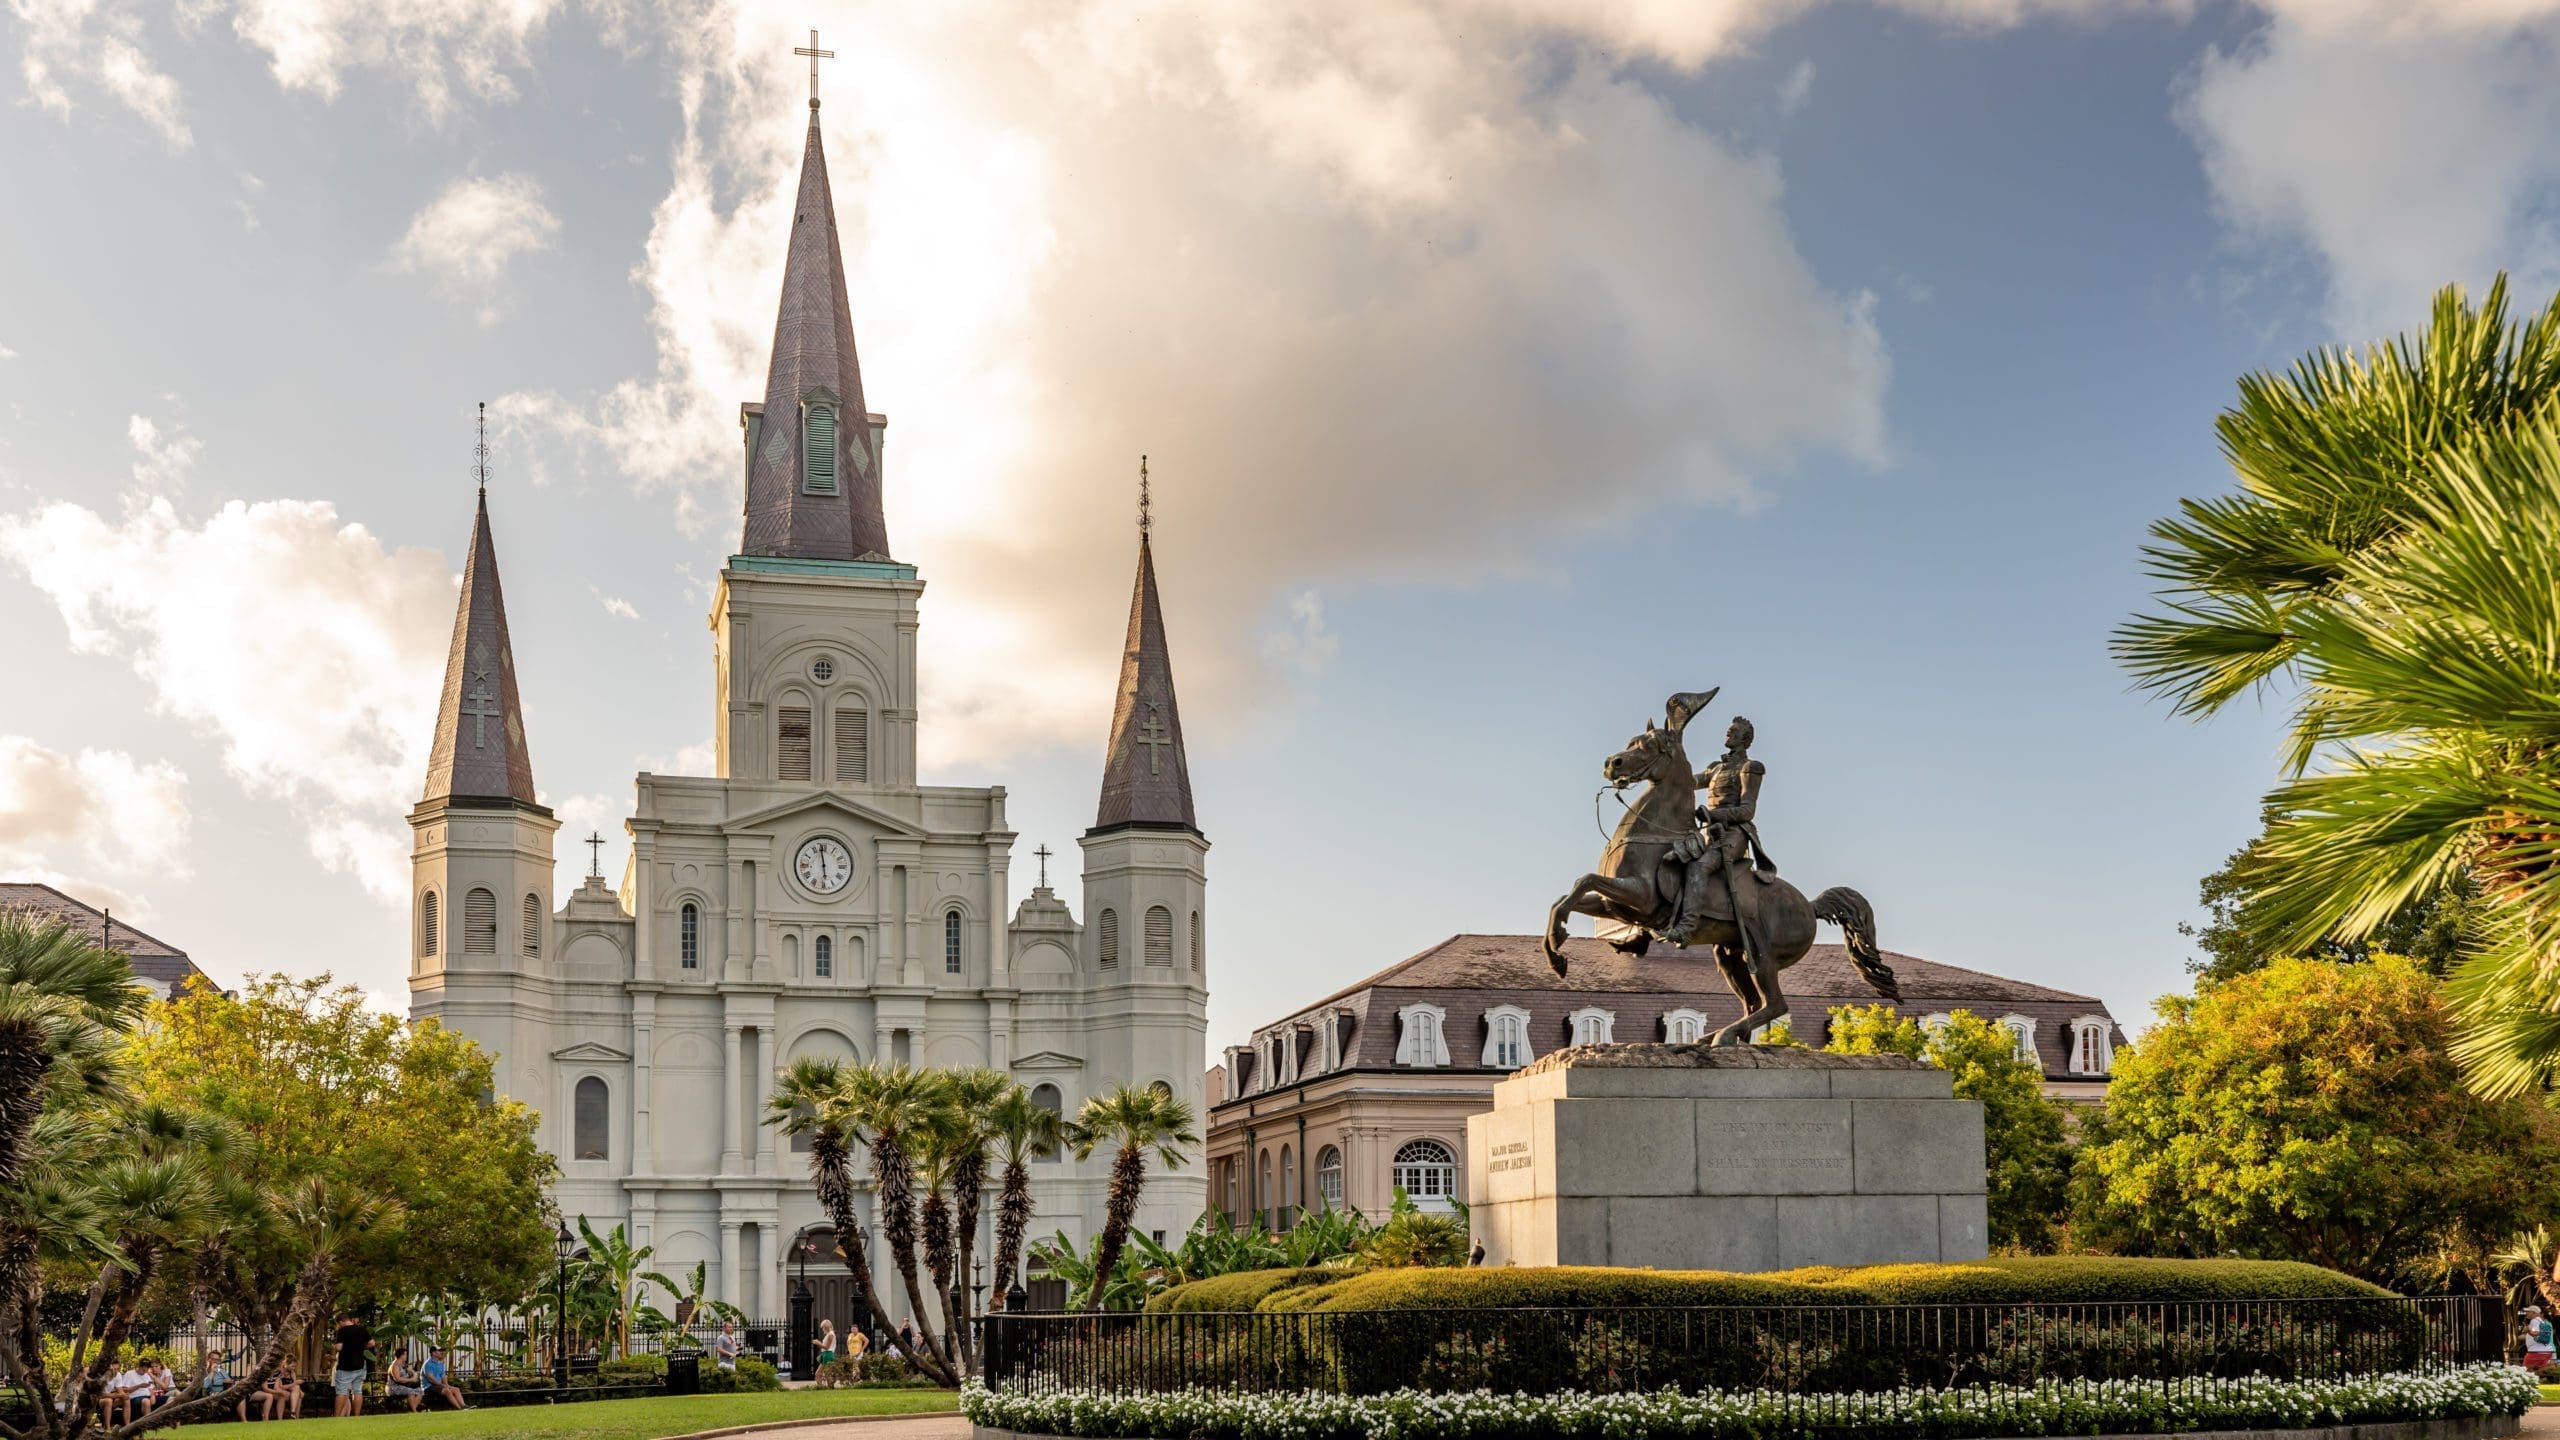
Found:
2542,1382 -> 2560,1404
165,1389 -> 956,1440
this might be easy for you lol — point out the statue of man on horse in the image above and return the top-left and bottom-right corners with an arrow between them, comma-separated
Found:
1544,687 -> 1902,1046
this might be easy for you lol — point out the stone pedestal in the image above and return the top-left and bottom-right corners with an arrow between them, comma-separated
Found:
1466,1045 -> 1988,1271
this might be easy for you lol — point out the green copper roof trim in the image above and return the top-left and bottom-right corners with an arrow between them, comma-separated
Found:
729,555 -> 918,580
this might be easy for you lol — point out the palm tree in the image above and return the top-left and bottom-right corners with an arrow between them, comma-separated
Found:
941,1067 -> 1010,1347
0,910 -> 146,1189
767,1058 -> 899,1340
833,1063 -> 958,1380
913,1123 -> 960,1357
1067,1085 -> 1198,1312
984,1087 -> 1064,1310
2113,278 -> 2560,1096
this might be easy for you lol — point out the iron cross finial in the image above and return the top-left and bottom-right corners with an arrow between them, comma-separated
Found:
1138,454 -> 1151,539
1033,843 -> 1053,888
795,29 -> 835,111
586,831 -> 606,878
474,400 -> 489,498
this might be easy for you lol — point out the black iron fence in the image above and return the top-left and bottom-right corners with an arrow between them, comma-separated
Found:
64,1317 -> 793,1385
979,1296 -> 2507,1400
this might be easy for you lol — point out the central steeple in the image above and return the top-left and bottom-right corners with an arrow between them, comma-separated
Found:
739,90 -> 888,562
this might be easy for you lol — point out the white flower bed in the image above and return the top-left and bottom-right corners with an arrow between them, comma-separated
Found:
963,1362 -> 2538,1440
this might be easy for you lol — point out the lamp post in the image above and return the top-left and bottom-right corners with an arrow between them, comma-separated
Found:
788,1231 -> 818,1381
551,1220 -> 574,1390
971,1258 -> 986,1314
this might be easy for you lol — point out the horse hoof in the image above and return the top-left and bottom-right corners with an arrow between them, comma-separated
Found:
1547,946 -> 1569,978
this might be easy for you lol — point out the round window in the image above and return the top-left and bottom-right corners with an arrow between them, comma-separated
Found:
812,657 -> 834,682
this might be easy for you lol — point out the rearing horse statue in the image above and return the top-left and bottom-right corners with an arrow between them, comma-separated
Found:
1544,689 -> 1901,1046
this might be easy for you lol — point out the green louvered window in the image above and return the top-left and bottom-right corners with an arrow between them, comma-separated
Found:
803,402 -> 839,495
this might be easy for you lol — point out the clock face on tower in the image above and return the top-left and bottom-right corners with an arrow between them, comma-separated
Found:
795,837 -> 853,894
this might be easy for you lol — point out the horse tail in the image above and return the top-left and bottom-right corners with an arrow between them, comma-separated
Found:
1812,886 -> 1899,1003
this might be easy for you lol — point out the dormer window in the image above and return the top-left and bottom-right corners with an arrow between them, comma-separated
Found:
803,399 -> 840,495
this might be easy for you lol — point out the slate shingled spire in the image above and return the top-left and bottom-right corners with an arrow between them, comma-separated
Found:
740,103 -> 887,561
1093,465 -> 1197,833
422,486 -> 543,809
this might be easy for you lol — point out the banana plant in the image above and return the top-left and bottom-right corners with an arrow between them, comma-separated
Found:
643,1260 -> 743,1344
573,1217 -> 656,1359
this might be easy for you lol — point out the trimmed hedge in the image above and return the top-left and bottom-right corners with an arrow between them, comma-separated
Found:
1147,1268 -> 1358,1314
1143,1257 -> 2392,1315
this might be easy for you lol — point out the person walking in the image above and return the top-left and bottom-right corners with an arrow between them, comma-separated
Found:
2525,1306 -> 2555,1373
330,1313 -> 374,1417
815,1318 -> 838,1371
712,1322 -> 742,1376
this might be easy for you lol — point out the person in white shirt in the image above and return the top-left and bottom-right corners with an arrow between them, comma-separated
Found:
106,1367 -> 150,1427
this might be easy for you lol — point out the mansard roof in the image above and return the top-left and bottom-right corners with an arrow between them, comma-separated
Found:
739,109 -> 889,562
421,490 -> 544,811
0,882 -> 210,995
1091,529 -> 1198,834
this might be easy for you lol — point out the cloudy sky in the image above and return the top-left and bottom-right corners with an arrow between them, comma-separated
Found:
3,0 -> 2557,1045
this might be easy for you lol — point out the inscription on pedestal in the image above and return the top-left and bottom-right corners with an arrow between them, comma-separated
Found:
1696,1101 -> 1852,1195
1487,1139 -> 1534,1174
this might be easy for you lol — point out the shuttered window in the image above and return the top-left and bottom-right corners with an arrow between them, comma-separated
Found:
803,403 -> 838,495
1190,911 -> 1202,972
778,707 -> 812,780
1144,905 -> 1173,966
422,892 -> 439,957
463,888 -> 497,954
1096,908 -> 1119,969
834,708 -> 868,783
523,893 -> 542,955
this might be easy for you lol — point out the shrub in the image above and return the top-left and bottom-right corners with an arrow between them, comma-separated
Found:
1149,1267 -> 1351,1314
703,1355 -> 781,1392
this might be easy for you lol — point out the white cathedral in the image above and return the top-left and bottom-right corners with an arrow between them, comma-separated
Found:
404,94 -> 1210,1324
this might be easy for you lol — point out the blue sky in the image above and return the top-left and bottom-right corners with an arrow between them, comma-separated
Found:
3,0 -> 2557,1049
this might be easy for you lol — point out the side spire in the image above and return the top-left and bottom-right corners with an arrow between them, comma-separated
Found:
422,405 -> 542,810
1093,456 -> 1197,834
739,57 -> 888,562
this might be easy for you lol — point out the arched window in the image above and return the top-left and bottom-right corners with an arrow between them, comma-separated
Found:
1096,908 -> 1119,969
1224,1162 -> 1238,1218
1316,1146 -> 1343,1212
802,400 -> 839,495
945,910 -> 964,975
1567,1007 -> 1615,1047
463,888 -> 497,954
777,705 -> 813,781
2071,1018 -> 2114,1075
1395,1004 -> 1448,1067
1258,1150 -> 1273,1219
1144,905 -> 1173,966
1279,1145 -> 1295,1211
680,903 -> 700,969
2002,1015 -> 2039,1068
1482,1005 -> 1532,1069
1149,1079 -> 1173,1100
1392,1139 -> 1457,1205
1662,1008 -> 1707,1045
522,893 -> 543,955
833,707 -> 868,783
814,935 -> 833,979
1030,1083 -> 1063,1162
573,1076 -> 609,1161
421,891 -> 439,957
1190,910 -> 1202,972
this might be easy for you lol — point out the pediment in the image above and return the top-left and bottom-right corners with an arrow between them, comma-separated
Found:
721,788 -> 928,839
1011,1050 -> 1085,1071
551,1040 -> 634,1064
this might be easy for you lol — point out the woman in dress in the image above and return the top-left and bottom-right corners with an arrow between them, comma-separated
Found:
815,1318 -> 838,1371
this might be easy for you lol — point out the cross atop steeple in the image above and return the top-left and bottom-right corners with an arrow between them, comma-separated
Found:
1138,454 -> 1151,539
1033,843 -> 1053,888
1092,460 -> 1197,835
586,831 -> 606,878
794,29 -> 834,111
420,416 -> 543,812
473,400 -> 489,497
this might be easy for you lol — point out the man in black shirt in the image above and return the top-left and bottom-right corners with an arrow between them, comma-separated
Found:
330,1315 -> 373,1417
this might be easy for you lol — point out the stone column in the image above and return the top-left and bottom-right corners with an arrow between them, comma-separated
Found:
721,1220 -> 743,1310
722,1023 -> 745,1171
760,1029 -> 782,1174
632,996 -> 656,1175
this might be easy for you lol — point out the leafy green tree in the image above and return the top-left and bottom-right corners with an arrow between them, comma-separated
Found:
1067,1086 -> 1198,1313
2184,812 -> 2478,982
2074,956 -> 2560,1281
2113,278 -> 2560,1094
1822,1006 -> 2073,1251
123,974 -> 553,1321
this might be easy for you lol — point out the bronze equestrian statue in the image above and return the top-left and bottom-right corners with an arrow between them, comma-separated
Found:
1544,688 -> 1901,1046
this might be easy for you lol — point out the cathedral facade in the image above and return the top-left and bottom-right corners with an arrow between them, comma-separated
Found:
404,99 -> 1209,1321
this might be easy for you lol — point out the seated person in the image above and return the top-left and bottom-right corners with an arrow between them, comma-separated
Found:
104,1364 -> 149,1427
420,1348 -> 466,1410
261,1361 -> 303,1419
148,1361 -> 176,1412
384,1353 -> 425,1413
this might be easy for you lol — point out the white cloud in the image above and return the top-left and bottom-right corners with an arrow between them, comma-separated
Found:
0,736 -> 191,912
0,344 -> 18,361
0,490 -> 455,902
226,0 -> 566,120
9,0 -> 192,146
1779,59 -> 1816,115
594,590 -> 638,620
126,414 -> 200,494
523,0 -> 1893,767
2179,0 -> 2560,339
1261,591 -> 1339,679
392,174 -> 562,322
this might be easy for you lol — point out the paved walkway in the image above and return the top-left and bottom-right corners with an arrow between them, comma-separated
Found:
763,1418 -> 968,1440
2522,1406 -> 2560,1437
